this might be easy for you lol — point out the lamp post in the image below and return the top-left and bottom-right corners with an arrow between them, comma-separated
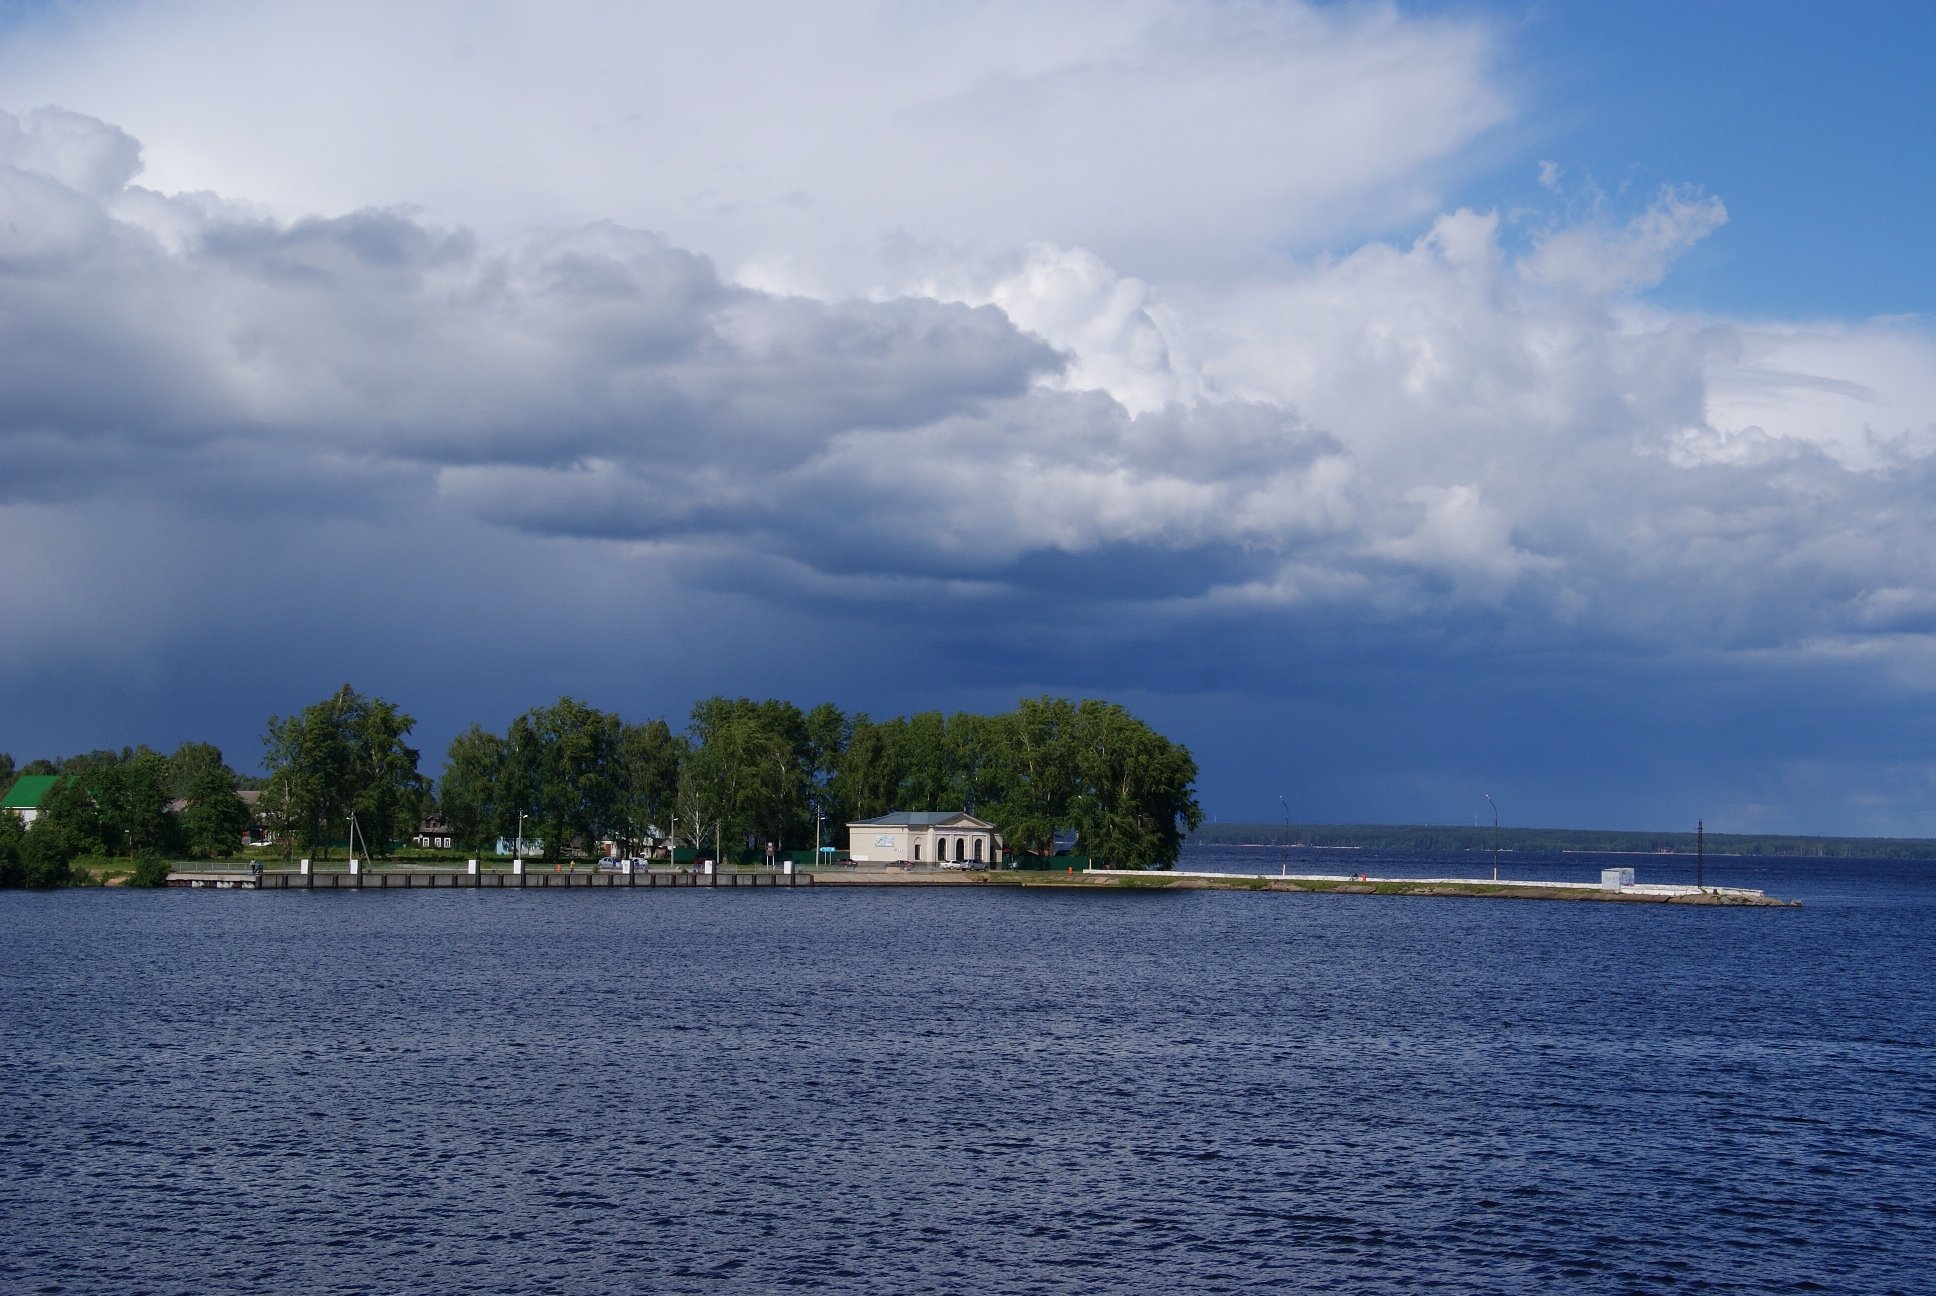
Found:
1484,793 -> 1499,881
516,810 -> 526,868
1278,794 -> 1291,878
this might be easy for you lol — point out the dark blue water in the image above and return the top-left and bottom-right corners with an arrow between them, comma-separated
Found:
3,847 -> 1932,1294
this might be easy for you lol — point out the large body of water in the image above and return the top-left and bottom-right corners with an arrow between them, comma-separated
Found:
3,846 -> 1931,1294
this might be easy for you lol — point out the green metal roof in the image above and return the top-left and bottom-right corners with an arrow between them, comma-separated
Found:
1,774 -> 61,810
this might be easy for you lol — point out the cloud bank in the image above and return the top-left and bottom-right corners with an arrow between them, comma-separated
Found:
2,1 -> 1934,834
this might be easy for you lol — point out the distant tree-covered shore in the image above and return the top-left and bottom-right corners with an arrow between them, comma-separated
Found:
1190,821 -> 1936,860
2,690 -> 1203,885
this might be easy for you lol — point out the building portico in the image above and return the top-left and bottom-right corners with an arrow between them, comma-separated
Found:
847,811 -> 1001,866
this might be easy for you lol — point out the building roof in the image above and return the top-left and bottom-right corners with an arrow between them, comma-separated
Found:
848,810 -> 993,830
1,775 -> 62,811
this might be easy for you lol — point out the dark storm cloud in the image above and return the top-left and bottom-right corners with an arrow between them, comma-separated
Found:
7,105 -> 1936,835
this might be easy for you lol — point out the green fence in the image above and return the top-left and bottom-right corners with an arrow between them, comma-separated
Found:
1006,854 -> 1092,871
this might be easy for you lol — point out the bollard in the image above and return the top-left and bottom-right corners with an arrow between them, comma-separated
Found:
299,858 -> 311,876
467,858 -> 479,876
782,859 -> 794,876
513,858 -> 524,876
349,858 -> 360,876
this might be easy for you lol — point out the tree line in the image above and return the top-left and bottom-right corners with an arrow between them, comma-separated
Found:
0,743 -> 254,887
317,689 -> 1202,869
3,688 -> 1201,886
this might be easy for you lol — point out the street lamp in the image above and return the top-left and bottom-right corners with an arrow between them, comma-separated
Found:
1277,794 -> 1291,878
1483,793 -> 1499,881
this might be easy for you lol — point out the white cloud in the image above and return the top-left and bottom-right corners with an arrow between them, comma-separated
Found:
6,99 -> 1936,673
0,0 -> 1510,277
1702,318 -> 1936,472
1523,185 -> 1728,296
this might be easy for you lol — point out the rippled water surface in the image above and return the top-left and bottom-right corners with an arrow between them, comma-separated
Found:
4,848 -> 1932,1294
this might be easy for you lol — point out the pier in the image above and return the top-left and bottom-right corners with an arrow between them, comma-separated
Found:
168,866 -> 812,890
163,864 -> 1793,904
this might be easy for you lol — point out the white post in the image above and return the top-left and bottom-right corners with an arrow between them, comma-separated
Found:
467,858 -> 478,876
620,857 -> 633,876
299,858 -> 311,875
349,857 -> 361,875
513,857 -> 524,876
702,858 -> 714,876
782,858 -> 794,876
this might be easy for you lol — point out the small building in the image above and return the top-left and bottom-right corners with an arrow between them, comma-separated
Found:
847,811 -> 1001,866
1,775 -> 62,827
413,813 -> 454,850
238,790 -> 276,847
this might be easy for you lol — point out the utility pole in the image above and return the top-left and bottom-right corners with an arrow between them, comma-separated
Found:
1278,794 -> 1291,877
1484,793 -> 1500,881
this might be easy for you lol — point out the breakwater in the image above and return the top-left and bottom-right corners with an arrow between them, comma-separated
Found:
167,864 -> 1794,903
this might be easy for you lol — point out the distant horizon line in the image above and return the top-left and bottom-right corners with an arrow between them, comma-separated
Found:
1192,821 -> 1936,848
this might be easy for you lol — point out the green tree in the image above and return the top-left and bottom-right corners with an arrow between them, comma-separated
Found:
439,724 -> 507,850
0,810 -> 25,888
89,752 -> 176,857
897,711 -> 953,811
166,742 -> 231,801
680,698 -> 809,859
179,760 -> 252,859
1064,699 -> 1202,869
800,703 -> 848,848
944,711 -> 1006,816
984,696 -> 1081,856
0,752 -> 15,799
833,714 -> 907,823
508,696 -> 624,860
18,776 -> 97,886
615,718 -> 680,857
264,684 -> 427,859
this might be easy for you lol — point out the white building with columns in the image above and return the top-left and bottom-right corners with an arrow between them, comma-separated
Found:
847,811 -> 1002,866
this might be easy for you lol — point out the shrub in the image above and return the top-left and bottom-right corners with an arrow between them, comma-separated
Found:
128,854 -> 173,888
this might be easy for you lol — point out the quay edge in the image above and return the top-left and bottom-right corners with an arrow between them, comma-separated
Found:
164,865 -> 1798,904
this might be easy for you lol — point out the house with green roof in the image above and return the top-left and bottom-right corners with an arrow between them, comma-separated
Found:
1,774 -> 62,828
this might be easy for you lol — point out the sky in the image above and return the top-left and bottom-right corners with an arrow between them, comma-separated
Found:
2,0 -> 1933,836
